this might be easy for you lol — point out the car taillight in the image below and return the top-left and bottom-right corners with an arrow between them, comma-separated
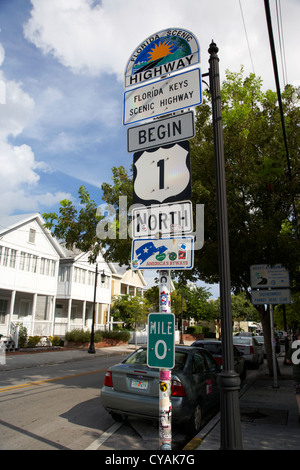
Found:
104,371 -> 113,387
249,346 -> 254,354
215,357 -> 223,366
171,379 -> 186,397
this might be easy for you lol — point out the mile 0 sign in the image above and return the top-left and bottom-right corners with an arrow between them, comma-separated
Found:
124,28 -> 200,88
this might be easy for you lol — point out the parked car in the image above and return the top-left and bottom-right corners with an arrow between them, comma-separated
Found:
191,340 -> 246,380
101,346 -> 220,435
232,336 -> 264,368
234,332 -> 253,336
255,335 -> 265,357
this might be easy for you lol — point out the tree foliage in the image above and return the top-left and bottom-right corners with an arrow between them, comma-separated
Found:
190,69 -> 300,290
110,295 -> 150,330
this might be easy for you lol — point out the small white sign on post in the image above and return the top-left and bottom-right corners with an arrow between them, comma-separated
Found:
131,201 -> 193,237
251,289 -> 291,305
250,264 -> 290,289
131,236 -> 194,270
123,68 -> 202,125
127,111 -> 195,153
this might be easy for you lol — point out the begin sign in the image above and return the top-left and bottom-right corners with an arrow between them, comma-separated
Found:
127,111 -> 195,152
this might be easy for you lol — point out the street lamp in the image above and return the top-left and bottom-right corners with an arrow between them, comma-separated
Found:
88,266 -> 106,354
208,41 -> 243,449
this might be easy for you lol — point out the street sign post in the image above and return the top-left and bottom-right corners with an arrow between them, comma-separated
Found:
123,27 -> 202,452
133,141 -> 191,205
127,111 -> 195,153
147,313 -> 175,369
131,200 -> 193,238
123,68 -> 202,125
250,264 -> 290,289
131,236 -> 194,270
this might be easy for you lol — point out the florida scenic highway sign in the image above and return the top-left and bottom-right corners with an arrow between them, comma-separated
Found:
124,28 -> 200,88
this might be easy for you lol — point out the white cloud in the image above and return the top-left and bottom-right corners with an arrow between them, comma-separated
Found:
0,189 -> 72,216
23,0 -> 300,90
0,47 -> 72,216
0,71 -> 34,139
0,142 -> 39,191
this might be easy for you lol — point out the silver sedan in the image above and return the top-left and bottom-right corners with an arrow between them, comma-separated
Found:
101,346 -> 220,435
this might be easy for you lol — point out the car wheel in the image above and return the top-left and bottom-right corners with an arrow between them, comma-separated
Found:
260,355 -> 264,364
187,403 -> 202,435
240,366 -> 246,381
111,412 -> 126,422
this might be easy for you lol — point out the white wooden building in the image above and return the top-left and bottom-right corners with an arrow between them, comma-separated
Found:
0,213 -> 65,338
54,246 -> 112,336
0,213 -> 147,344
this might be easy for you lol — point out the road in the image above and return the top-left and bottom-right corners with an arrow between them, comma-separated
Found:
0,353 -> 190,450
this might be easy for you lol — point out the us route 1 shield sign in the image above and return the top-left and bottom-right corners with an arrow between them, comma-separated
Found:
131,236 -> 194,270
147,313 -> 175,369
133,141 -> 191,205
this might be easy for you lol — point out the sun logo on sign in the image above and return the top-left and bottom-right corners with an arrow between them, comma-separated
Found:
147,40 -> 173,62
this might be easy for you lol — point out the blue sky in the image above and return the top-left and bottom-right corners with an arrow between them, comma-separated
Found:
0,0 -> 299,295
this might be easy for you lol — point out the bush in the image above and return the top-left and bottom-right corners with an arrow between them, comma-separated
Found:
65,329 -> 91,343
186,326 -> 196,335
18,324 -> 28,348
102,330 -> 131,343
48,336 -> 63,346
65,329 -> 130,344
27,336 -> 42,347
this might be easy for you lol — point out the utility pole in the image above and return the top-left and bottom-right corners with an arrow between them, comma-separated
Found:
158,270 -> 172,450
208,41 -> 243,450
88,263 -> 98,354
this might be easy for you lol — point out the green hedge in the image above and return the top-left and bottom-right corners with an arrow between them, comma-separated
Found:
102,330 -> 131,343
65,329 -> 130,343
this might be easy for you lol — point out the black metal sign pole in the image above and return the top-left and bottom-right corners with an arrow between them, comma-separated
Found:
208,41 -> 243,450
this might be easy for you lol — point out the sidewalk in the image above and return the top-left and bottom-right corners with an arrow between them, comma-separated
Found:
186,354 -> 300,451
0,343 -> 136,371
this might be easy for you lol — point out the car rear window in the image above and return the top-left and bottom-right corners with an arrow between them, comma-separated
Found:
122,349 -> 188,371
124,348 -> 147,364
233,337 -> 251,345
204,343 -> 222,354
174,352 -> 188,371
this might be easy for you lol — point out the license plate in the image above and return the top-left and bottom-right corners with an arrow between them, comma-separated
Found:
131,379 -> 148,390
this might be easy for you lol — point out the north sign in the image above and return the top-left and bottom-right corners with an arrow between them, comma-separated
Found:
133,141 -> 191,205
123,68 -> 202,125
124,28 -> 200,88
127,111 -> 195,152
131,236 -> 194,270
147,313 -> 175,369
131,201 -> 193,238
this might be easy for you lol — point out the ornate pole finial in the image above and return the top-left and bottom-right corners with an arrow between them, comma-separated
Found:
208,40 -> 219,55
